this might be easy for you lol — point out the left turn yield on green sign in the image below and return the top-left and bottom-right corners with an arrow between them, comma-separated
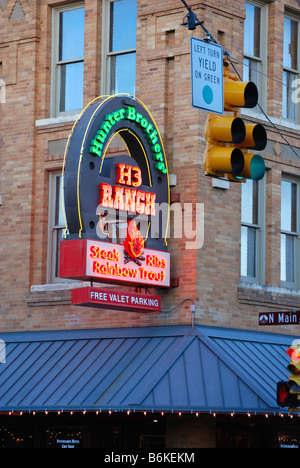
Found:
191,37 -> 224,115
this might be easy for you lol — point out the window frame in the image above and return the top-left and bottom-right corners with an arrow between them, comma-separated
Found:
243,0 -> 268,110
101,0 -> 137,96
50,2 -> 85,118
281,176 -> 300,290
240,177 -> 266,284
47,171 -> 68,284
282,11 -> 300,123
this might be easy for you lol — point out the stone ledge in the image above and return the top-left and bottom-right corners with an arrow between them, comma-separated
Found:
26,289 -> 71,307
26,283 -> 88,307
26,282 -> 128,307
35,114 -> 78,128
238,282 -> 300,309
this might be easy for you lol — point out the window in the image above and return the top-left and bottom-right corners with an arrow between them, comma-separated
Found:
243,2 -> 267,106
51,4 -> 85,116
281,179 -> 299,288
102,0 -> 137,96
47,172 -> 67,283
241,179 -> 264,282
282,15 -> 299,122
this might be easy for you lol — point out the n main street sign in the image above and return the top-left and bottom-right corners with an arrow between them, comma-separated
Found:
259,311 -> 300,326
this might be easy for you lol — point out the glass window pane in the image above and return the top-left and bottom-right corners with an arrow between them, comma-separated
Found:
109,0 -> 137,52
282,70 -> 297,120
247,58 -> 259,88
110,52 -> 136,95
281,180 -> 297,232
283,17 -> 298,70
55,228 -> 65,278
241,180 -> 258,225
243,57 -> 250,81
55,176 -> 65,227
241,225 -> 247,276
59,62 -> 83,112
281,233 -> 295,282
244,3 -> 261,57
241,226 -> 256,277
59,8 -> 85,61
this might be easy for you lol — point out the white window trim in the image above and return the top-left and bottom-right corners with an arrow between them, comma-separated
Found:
50,2 -> 85,118
281,175 -> 300,290
100,0 -> 136,95
243,0 -> 268,111
240,177 -> 266,285
241,106 -> 300,133
100,0 -> 110,95
282,11 -> 300,124
46,171 -> 67,284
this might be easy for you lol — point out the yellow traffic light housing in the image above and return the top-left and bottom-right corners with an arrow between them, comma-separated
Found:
276,343 -> 300,410
224,79 -> 258,111
203,57 -> 267,182
204,115 -> 245,176
287,344 -> 300,394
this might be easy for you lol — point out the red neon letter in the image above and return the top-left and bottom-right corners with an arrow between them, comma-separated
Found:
116,164 -> 142,187
144,192 -> 156,216
99,183 -> 113,208
131,166 -> 142,187
116,164 -> 132,185
136,191 -> 145,214
113,186 -> 124,210
124,188 -> 137,212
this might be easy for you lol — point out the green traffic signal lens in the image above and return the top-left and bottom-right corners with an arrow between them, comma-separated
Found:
249,154 -> 265,180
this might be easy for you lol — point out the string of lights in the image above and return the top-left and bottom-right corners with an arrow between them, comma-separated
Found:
3,408 -> 297,418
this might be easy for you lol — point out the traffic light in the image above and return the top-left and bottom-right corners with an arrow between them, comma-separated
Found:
276,343 -> 300,409
203,58 -> 267,182
277,381 -> 299,408
287,344 -> 300,394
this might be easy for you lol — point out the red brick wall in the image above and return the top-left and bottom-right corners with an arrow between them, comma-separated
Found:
1,0 -> 300,333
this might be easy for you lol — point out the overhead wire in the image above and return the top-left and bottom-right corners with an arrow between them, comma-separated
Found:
180,0 -> 300,160
227,53 -> 300,160
231,54 -> 296,90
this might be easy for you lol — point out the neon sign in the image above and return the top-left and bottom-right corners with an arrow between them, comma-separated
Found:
59,239 -> 170,287
62,95 -> 169,248
99,162 -> 156,215
59,94 -> 171,295
89,106 -> 167,174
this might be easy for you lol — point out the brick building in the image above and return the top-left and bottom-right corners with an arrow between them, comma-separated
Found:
1,0 -> 300,449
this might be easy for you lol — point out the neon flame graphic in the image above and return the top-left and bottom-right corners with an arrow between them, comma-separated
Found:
124,220 -> 144,259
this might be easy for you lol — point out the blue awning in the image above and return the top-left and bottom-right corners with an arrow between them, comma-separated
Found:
0,325 -> 293,414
